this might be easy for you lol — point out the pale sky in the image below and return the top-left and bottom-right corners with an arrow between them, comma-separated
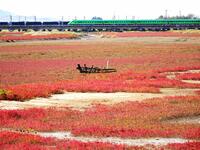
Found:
0,0 -> 199,20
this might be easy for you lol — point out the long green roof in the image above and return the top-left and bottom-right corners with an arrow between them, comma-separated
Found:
69,19 -> 200,25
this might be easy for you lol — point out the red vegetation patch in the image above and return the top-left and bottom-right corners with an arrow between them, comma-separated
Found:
71,96 -> 200,139
101,31 -> 200,38
2,68 -> 200,101
177,73 -> 200,80
196,90 -> 200,95
0,96 -> 200,139
56,141 -> 134,150
156,66 -> 200,73
0,131 -> 133,150
0,131 -> 56,150
1,37 -> 200,85
166,141 -> 200,150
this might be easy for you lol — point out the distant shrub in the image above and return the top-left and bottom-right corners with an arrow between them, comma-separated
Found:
0,89 -> 9,99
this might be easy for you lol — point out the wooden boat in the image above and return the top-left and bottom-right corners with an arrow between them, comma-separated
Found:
76,64 -> 117,73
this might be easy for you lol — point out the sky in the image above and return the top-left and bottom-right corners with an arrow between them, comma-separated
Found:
0,0 -> 200,20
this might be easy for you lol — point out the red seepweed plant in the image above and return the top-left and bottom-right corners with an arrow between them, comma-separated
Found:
0,96 -> 200,139
1,65 -> 200,101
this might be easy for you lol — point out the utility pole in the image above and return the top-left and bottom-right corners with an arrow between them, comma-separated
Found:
165,10 -> 168,19
112,11 -> 116,20
10,15 -> 12,22
112,14 -> 116,20
179,10 -> 182,18
9,15 -> 12,26
34,16 -> 36,22
61,16 -> 64,26
24,16 -> 27,26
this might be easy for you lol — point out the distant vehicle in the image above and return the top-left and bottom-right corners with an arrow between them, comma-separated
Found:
91,16 -> 103,20
0,19 -> 200,31
68,19 -> 200,26
26,22 -> 42,26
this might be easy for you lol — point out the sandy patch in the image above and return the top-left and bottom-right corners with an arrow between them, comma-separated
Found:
182,80 -> 200,84
0,128 -> 194,146
38,132 -> 193,146
164,115 -> 200,124
0,88 -> 199,110
163,69 -> 200,84
164,69 -> 200,80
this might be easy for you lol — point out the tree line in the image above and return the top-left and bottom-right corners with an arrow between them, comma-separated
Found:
158,14 -> 199,19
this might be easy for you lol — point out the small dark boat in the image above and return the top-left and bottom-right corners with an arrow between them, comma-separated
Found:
76,64 -> 117,73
